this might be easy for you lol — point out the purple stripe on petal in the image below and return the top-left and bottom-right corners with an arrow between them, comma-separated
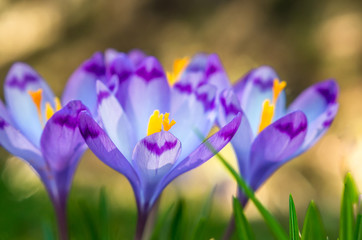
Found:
0,119 -> 8,129
83,52 -> 106,77
220,93 -> 241,116
135,57 -> 165,83
316,79 -> 338,104
143,138 -> 178,156
275,121 -> 307,139
253,77 -> 274,91
195,84 -> 216,112
97,90 -> 111,105
52,101 -> 88,129
7,74 -> 38,90
173,83 -> 193,94
81,119 -> 101,139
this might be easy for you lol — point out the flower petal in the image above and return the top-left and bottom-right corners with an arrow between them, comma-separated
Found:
0,117 -> 44,170
132,131 -> 181,206
105,53 -> 135,108
288,79 -> 338,122
40,100 -> 88,171
161,112 -> 242,190
233,66 -> 286,135
79,111 -> 140,188
128,49 -> 147,67
218,89 -> 254,178
170,84 -> 217,160
248,111 -> 307,190
204,53 -> 231,91
126,56 -> 170,141
96,81 -> 136,160
62,52 -> 106,117
4,63 -> 55,147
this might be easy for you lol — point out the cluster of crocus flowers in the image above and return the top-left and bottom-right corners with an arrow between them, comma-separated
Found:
0,49 -> 339,240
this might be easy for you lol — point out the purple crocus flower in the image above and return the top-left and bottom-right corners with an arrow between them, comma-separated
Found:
0,63 -> 89,240
76,54 -> 242,239
218,66 -> 339,205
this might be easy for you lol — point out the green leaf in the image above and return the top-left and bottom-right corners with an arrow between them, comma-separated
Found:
233,197 -> 255,240
354,214 -> 362,240
42,221 -> 55,240
98,187 -> 109,240
79,200 -> 99,240
340,173 -> 359,240
301,201 -> 326,240
169,199 -> 186,240
150,203 -> 175,240
215,153 -> 288,240
289,194 -> 301,240
191,188 -> 215,240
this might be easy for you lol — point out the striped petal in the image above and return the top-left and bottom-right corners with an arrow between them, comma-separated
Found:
4,63 -> 55,147
62,52 -> 106,117
96,81 -> 136,160
233,66 -> 286,136
248,111 -> 307,190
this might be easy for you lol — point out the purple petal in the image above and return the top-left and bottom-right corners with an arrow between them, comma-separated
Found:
248,111 -> 307,190
218,89 -> 254,178
160,113 -> 242,191
170,84 -> 217,160
288,79 -> 339,122
62,52 -> 106,117
105,53 -> 135,108
96,81 -> 136,160
0,117 -> 45,171
126,57 -> 170,142
128,49 -> 147,67
132,131 -> 181,206
4,63 -> 55,147
233,66 -> 286,136
40,100 -> 88,171
204,54 -> 231,91
79,111 -> 140,189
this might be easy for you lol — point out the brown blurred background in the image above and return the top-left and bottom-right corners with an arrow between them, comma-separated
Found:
0,0 -> 361,238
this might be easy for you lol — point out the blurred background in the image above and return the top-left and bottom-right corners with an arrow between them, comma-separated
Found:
0,0 -> 361,239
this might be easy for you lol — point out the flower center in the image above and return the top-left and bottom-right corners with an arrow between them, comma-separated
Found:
258,79 -> 286,133
28,88 -> 62,126
147,110 -> 176,136
166,57 -> 190,86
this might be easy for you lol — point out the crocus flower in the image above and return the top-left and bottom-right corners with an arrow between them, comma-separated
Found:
218,66 -> 339,205
0,63 -> 89,240
77,54 -> 242,239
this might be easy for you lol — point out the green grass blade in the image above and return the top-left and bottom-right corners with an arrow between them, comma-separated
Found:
150,203 -> 175,240
354,214 -> 362,240
233,197 -> 255,240
289,194 -> 301,240
191,188 -> 215,240
340,173 -> 359,240
98,187 -> 109,240
301,201 -> 326,240
169,199 -> 185,240
215,153 -> 288,240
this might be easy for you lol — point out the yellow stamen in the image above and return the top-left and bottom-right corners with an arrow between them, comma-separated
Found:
272,79 -> 286,105
54,97 -> 62,111
28,89 -> 43,122
258,100 -> 275,133
45,103 -> 55,121
147,110 -> 164,136
163,113 -> 176,131
167,57 -> 190,86
147,110 -> 176,136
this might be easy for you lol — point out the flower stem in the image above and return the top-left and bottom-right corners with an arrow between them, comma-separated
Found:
135,210 -> 148,240
55,199 -> 69,240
